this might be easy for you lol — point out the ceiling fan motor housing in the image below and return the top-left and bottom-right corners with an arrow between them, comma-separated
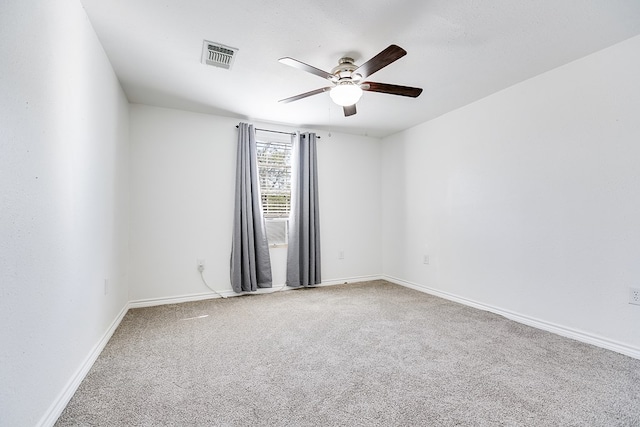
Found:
331,57 -> 361,80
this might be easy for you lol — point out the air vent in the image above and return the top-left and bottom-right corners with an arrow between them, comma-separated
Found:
201,40 -> 238,70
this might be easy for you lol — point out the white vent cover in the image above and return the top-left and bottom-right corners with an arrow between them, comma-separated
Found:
265,219 -> 288,246
201,40 -> 238,70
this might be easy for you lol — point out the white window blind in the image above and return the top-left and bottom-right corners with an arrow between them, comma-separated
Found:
256,136 -> 292,219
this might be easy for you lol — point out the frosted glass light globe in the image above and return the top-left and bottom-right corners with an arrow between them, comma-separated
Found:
330,82 -> 363,106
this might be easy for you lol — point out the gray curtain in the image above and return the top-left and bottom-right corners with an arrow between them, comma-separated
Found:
286,132 -> 321,287
230,123 -> 272,292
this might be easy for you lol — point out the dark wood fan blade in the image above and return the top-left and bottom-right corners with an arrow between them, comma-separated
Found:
278,87 -> 332,104
363,82 -> 423,98
343,104 -> 357,117
353,45 -> 407,80
279,57 -> 336,81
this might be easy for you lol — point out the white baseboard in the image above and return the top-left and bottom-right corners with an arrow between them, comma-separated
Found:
38,303 -> 130,427
43,277 -> 384,423
320,274 -> 384,286
129,274 -> 385,308
384,275 -> 640,360
47,273 -> 635,427
129,291 -> 224,308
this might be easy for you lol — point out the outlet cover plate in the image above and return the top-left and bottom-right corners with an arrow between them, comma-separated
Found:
630,287 -> 640,305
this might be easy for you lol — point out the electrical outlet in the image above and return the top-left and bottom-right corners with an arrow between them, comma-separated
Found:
197,259 -> 205,272
338,250 -> 344,260
630,287 -> 640,305
423,255 -> 429,265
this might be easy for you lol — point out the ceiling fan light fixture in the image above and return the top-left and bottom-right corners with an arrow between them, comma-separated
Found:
278,45 -> 421,116
330,81 -> 363,106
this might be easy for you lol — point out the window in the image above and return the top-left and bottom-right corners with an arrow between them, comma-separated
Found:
256,131 -> 292,246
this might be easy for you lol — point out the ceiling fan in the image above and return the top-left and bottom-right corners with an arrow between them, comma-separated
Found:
278,45 -> 423,117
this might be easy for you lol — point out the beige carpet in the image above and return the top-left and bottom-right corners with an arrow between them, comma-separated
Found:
56,280 -> 640,426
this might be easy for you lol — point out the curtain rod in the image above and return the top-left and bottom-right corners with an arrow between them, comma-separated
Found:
235,125 -> 320,139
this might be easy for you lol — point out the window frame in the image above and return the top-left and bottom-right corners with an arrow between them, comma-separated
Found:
255,130 -> 293,247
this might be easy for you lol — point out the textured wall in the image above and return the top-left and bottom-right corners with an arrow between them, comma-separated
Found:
129,105 -> 383,301
0,0 -> 130,424
381,35 -> 640,353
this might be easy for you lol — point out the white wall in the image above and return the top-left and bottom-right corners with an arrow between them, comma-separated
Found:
129,105 -> 382,302
0,0 -> 130,425
382,35 -> 640,354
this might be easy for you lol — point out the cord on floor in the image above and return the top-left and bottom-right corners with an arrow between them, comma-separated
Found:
199,269 -> 227,299
199,265 -> 288,297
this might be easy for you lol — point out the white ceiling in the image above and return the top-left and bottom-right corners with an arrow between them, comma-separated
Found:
79,0 -> 640,138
